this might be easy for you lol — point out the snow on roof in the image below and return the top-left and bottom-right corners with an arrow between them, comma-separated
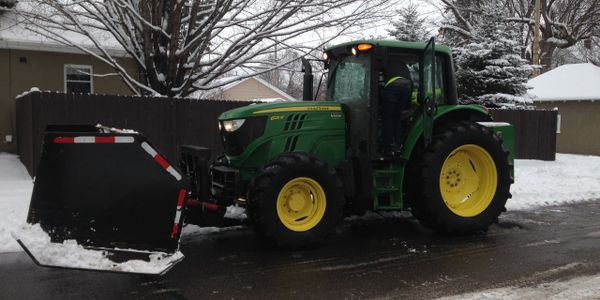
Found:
0,2 -> 126,56
528,63 -> 600,102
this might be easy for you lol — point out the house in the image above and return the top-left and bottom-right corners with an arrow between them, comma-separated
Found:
1,7 -> 294,154
529,63 -> 600,155
0,9 -> 137,153
201,76 -> 296,102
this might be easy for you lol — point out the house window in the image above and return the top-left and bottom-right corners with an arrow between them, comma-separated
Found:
65,65 -> 93,94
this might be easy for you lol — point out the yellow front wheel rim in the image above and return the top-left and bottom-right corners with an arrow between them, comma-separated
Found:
439,144 -> 498,217
276,177 -> 327,232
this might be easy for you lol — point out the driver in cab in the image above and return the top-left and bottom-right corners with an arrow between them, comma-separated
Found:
381,61 -> 413,156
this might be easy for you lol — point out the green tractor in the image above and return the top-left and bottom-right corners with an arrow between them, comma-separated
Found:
19,38 -> 513,274
205,38 -> 514,246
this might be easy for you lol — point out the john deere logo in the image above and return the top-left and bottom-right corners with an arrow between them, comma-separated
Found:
331,112 -> 342,119
270,115 -> 285,121
306,106 -> 338,111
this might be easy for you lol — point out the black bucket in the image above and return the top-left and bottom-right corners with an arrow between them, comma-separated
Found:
18,125 -> 189,274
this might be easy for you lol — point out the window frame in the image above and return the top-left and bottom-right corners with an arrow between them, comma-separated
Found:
385,48 -> 449,106
64,64 -> 94,94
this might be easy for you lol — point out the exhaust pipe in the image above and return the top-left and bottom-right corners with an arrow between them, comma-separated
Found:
301,57 -> 314,101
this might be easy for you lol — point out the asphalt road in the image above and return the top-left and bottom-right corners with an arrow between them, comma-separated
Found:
2,200 -> 600,300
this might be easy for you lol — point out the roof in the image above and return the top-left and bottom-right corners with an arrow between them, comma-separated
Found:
0,3 -> 127,56
529,63 -> 600,102
232,77 -> 296,101
325,39 -> 452,56
198,76 -> 296,101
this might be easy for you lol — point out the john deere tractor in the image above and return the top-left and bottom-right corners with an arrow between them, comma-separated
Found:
19,38 -> 513,274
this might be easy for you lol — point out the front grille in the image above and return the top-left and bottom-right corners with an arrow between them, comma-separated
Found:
211,165 -> 240,204
220,116 -> 267,156
283,113 -> 307,130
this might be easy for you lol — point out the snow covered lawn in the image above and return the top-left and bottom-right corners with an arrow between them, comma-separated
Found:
2,153 -> 600,254
507,154 -> 600,210
0,153 -> 33,253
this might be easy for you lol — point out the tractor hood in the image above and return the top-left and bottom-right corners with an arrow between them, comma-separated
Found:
219,101 -> 342,120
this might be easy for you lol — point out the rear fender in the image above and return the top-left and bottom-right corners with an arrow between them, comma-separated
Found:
402,105 -> 492,161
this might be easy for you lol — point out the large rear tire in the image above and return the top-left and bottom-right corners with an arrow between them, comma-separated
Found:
411,121 -> 512,234
247,153 -> 344,248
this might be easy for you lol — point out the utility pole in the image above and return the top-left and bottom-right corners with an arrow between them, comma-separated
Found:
532,0 -> 541,77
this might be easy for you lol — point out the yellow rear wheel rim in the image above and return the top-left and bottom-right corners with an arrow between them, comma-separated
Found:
439,144 -> 497,217
276,177 -> 327,232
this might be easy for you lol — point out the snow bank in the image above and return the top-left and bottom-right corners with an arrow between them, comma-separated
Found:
0,153 -> 32,253
441,272 -> 600,299
224,204 -> 247,220
13,223 -> 183,275
181,225 -> 245,237
15,87 -> 41,99
508,154 -> 600,210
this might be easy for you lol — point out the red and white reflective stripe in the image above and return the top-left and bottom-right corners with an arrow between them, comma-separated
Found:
140,142 -> 182,181
53,136 -> 134,144
171,189 -> 187,238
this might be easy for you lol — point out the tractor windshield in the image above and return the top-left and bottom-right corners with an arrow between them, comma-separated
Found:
327,55 -> 370,105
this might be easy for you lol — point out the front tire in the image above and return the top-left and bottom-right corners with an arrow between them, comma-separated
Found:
248,153 -> 345,247
411,121 -> 512,234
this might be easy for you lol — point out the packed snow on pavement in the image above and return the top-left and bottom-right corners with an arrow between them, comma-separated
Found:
442,266 -> 600,299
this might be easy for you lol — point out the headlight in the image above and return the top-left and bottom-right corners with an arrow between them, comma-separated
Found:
222,119 -> 246,132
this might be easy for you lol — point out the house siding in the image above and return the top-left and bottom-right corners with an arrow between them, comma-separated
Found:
0,48 -> 137,153
536,101 -> 600,155
221,78 -> 289,101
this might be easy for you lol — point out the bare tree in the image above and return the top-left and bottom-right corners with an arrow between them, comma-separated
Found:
582,37 -> 600,65
11,0 -> 395,97
506,0 -> 600,72
436,0 -> 481,45
437,0 -> 600,72
260,49 -> 304,100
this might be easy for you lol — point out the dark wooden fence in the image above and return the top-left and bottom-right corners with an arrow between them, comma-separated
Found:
16,92 -> 252,176
16,92 -> 558,176
490,109 -> 557,161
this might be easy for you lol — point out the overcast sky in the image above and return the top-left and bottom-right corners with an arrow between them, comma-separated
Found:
325,0 -> 442,45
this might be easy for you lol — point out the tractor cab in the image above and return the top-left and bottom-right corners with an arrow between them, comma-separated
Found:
323,39 -> 456,160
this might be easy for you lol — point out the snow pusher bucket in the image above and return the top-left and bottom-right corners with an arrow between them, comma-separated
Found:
16,125 -> 189,275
